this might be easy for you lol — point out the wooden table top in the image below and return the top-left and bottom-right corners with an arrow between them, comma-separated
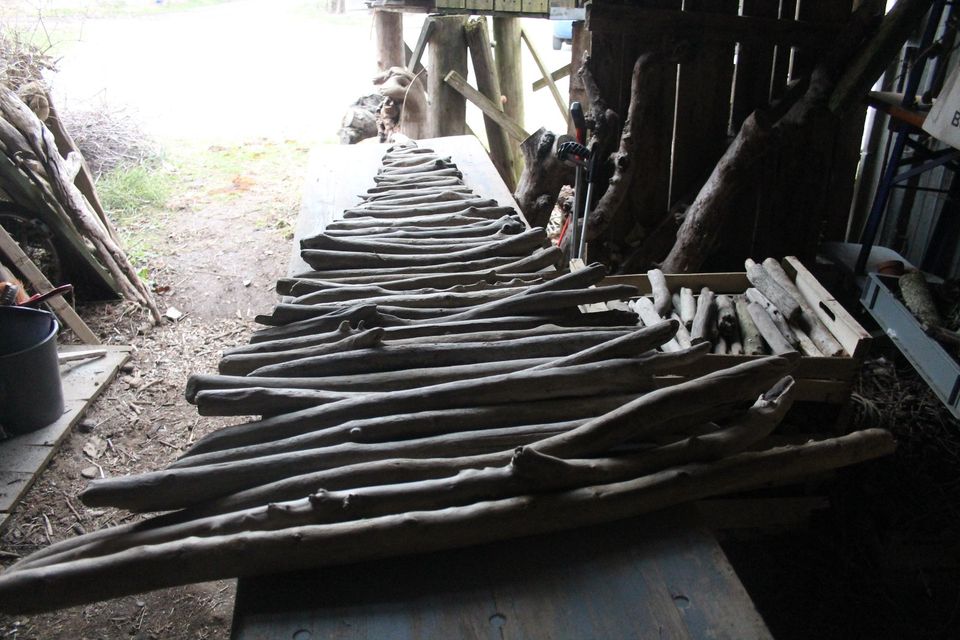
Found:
237,135 -> 771,640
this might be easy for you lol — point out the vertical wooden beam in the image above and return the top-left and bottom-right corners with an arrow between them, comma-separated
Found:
373,10 -> 405,73
730,0 -> 779,129
493,17 -> 525,182
568,21 -> 590,136
614,0 -> 681,254
670,0 -> 738,209
465,18 -> 517,190
427,15 -> 469,138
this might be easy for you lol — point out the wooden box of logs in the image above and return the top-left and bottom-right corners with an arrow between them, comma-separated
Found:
604,256 -> 871,403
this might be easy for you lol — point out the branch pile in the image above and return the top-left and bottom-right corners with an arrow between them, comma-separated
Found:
0,83 -> 161,321
0,142 -> 895,614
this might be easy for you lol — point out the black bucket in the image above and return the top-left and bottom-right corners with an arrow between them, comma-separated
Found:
0,306 -> 64,434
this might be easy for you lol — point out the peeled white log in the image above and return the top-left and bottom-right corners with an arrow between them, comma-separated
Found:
647,269 -> 672,316
745,287 -> 800,349
745,259 -> 801,323
690,287 -> 716,345
679,287 -> 696,328
746,302 -> 796,355
761,257 -> 844,357
735,296 -> 765,355
715,295 -> 738,338
631,297 -> 681,352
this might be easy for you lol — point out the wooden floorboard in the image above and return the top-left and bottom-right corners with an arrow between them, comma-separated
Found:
0,344 -> 130,529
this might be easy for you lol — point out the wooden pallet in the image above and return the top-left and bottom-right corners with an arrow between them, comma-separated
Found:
0,344 -> 129,531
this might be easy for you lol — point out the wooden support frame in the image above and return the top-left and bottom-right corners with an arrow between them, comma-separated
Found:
427,15 -> 469,138
520,28 -> 570,127
443,71 -> 530,142
532,64 -> 572,91
0,225 -> 99,344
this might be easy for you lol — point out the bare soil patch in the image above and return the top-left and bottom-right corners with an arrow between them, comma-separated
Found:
0,138 -> 304,639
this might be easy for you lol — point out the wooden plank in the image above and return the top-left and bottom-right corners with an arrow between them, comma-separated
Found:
532,63 -> 571,91
0,224 -> 100,344
587,4 -> 838,48
231,506 -> 772,640
407,16 -> 435,72
784,256 -> 872,358
0,472 -> 32,513
670,0 -> 738,205
520,28 -> 570,126
494,0 -> 522,11
0,345 -> 129,528
443,70 -> 530,142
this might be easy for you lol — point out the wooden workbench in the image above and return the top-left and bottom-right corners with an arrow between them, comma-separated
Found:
234,136 -> 771,640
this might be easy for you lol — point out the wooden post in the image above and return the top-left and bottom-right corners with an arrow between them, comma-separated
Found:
493,17 -> 524,182
373,10 -> 405,73
568,21 -> 589,137
427,15 -> 468,138
465,18 -> 516,191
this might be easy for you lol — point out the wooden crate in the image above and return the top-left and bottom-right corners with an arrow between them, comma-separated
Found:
602,256 -> 871,404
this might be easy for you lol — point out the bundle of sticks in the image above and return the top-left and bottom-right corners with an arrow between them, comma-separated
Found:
635,261 -> 847,357
0,142 -> 894,614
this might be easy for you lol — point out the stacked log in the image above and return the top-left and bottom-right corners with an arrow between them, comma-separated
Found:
0,142 -> 894,614
630,263 -> 846,357
0,84 -> 161,322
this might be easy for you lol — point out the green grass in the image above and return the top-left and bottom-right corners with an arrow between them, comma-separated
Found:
98,165 -> 172,216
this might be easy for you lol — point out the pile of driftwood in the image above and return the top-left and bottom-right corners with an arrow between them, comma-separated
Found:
0,83 -> 160,321
635,261 -> 845,357
0,142 -> 894,613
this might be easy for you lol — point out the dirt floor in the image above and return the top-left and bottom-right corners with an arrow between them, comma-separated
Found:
0,138 -> 303,639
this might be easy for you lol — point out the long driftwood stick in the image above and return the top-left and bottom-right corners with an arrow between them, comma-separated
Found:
18,378 -> 798,572
3,429 -> 893,613
86,353 -> 788,512
278,270 -> 543,296
293,245 -> 560,281
177,351 -> 786,474
243,331 -> 651,379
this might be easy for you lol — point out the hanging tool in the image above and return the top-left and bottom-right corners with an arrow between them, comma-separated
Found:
577,150 -> 600,261
568,102 -> 587,254
556,137 -> 591,259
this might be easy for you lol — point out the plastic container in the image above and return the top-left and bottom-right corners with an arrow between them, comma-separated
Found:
0,306 -> 63,433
